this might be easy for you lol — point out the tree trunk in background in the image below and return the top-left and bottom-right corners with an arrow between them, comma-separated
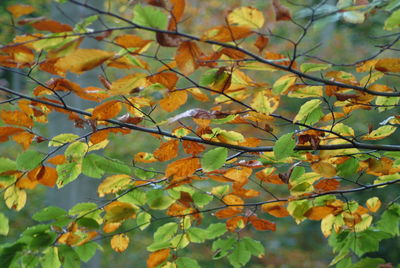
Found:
45,1 -> 103,267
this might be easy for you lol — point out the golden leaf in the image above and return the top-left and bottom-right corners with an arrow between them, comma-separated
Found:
165,157 -> 200,178
91,100 -> 122,120
153,140 -> 179,162
147,248 -> 170,268
175,41 -> 202,75
159,91 -> 188,112
7,4 -> 36,18
227,6 -> 264,29
111,234 -> 130,253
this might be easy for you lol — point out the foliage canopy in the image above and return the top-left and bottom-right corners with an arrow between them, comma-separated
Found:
0,0 -> 400,267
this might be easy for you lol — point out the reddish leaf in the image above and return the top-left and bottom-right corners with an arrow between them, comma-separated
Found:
226,216 -> 246,232
261,202 -> 290,218
156,32 -> 182,47
215,208 -> 241,219
148,72 -> 179,90
0,126 -> 25,142
314,179 -> 340,192
254,35 -> 269,52
31,19 -> 73,33
182,140 -> 206,155
272,0 -> 292,21
248,216 -> 276,231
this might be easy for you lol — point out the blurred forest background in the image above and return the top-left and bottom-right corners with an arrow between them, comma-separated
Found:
0,0 -> 399,267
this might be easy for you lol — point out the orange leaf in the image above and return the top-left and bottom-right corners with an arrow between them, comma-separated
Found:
153,140 -> 179,161
92,100 -> 122,120
16,176 -> 38,189
304,206 -> 335,221
1,110 -> 33,128
7,4 -> 36,18
111,234 -> 130,253
12,131 -> 35,150
159,90 -> 188,112
134,152 -> 158,163
165,157 -> 200,178
55,49 -> 114,74
272,0 -> 292,21
103,222 -> 122,233
47,155 -> 66,165
147,248 -> 170,268
31,19 -> 73,33
37,166 -> 58,187
375,58 -> 400,72
0,126 -> 24,142
223,167 -> 252,187
261,202 -> 290,218
175,41 -> 202,76
249,216 -> 276,231
254,35 -> 269,52
226,216 -> 246,232
201,25 -> 253,42
114,34 -> 152,49
148,72 -> 178,90
314,179 -> 340,192
182,140 -> 206,155
90,128 -> 131,144
215,208 -> 241,219
222,194 -> 244,210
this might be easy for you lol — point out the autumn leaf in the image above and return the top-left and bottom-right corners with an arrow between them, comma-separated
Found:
0,126 -> 25,143
1,110 -> 33,128
148,72 -> 179,90
227,6 -> 265,29
165,157 -> 200,178
272,0 -> 291,21
7,4 -> 36,18
55,49 -> 114,74
114,34 -> 152,49
147,248 -> 170,268
98,175 -> 132,197
92,100 -> 122,120
111,234 -> 130,252
201,25 -> 253,42
304,206 -> 335,221
254,35 -> 269,52
248,216 -> 276,231
311,162 -> 337,178
153,140 -> 179,161
262,202 -> 290,218
182,140 -> 206,155
31,19 -> 73,33
159,90 -> 188,112
175,41 -> 202,76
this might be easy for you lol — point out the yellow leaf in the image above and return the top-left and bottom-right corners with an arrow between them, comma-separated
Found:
375,58 -> 400,72
362,125 -> 397,140
321,214 -> 335,237
98,175 -> 132,197
366,197 -> 381,213
250,92 -> 279,114
55,49 -> 114,74
92,100 -> 122,120
4,186 -> 26,211
104,201 -> 136,223
227,6 -> 264,29
111,234 -> 129,253
262,202 -> 290,218
311,162 -> 337,177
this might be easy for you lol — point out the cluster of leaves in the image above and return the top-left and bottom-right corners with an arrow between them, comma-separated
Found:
0,0 -> 400,267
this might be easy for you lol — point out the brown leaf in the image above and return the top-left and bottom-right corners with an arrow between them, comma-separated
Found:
272,0 -> 292,21
156,32 -> 182,47
111,234 -> 130,253
91,100 -> 122,120
201,25 -> 253,42
153,140 -> 179,161
254,35 -> 269,53
222,194 -> 244,210
148,72 -> 179,90
165,157 -> 200,178
147,249 -> 170,268
226,216 -> 246,232
175,41 -> 202,75
1,110 -> 33,128
0,126 -> 25,143
314,179 -> 340,192
90,128 -> 131,144
7,4 -> 36,18
114,34 -> 152,49
168,0 -> 186,30
215,208 -> 241,219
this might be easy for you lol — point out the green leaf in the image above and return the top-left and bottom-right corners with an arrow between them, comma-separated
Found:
49,133 -> 79,147
16,150 -> 44,170
227,240 -> 251,268
337,157 -> 359,177
82,154 -> 104,178
83,154 -> 131,175
76,218 -> 99,229
273,132 -> 296,160
40,247 -> 61,268
0,213 -> 9,236
59,245 -> 81,268
352,257 -> 385,268
187,228 -> 207,243
136,212 -> 151,230
176,257 -> 201,268
65,142 -> 88,162
384,9 -> 400,30
336,257 -> 352,268
212,237 -> 236,259
206,223 -> 227,239
0,158 -> 16,173
132,5 -> 168,29
342,11 -> 365,24
120,190 -> 147,206
199,69 -> 218,86
154,222 -> 178,241
74,15 -> 99,31
241,237 -> 264,257
192,192 -> 213,207
300,63 -> 331,73
377,203 -> 400,236
56,162 -> 82,188
74,242 -> 100,263
134,168 -> 155,180
0,243 -> 25,268
201,147 -> 228,172
293,99 -> 322,123
146,189 -> 174,210
32,206 -> 67,222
